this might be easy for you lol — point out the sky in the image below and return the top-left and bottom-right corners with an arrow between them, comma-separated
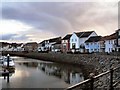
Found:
0,0 -> 119,43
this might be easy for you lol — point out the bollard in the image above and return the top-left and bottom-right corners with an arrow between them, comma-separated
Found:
89,73 -> 94,90
109,68 -> 113,90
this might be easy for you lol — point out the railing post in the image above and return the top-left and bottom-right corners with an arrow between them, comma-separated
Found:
89,73 -> 94,90
109,68 -> 113,90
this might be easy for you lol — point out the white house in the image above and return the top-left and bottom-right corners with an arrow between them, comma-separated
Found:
38,37 -> 61,52
100,33 -> 116,53
70,31 -> 97,53
85,36 -> 102,53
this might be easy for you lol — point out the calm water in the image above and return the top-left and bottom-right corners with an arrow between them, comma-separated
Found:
2,56 -> 85,88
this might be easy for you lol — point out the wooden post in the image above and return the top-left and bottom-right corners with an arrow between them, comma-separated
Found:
7,54 -> 10,68
7,54 -> 10,83
7,73 -> 9,83
109,68 -> 113,90
89,73 -> 94,90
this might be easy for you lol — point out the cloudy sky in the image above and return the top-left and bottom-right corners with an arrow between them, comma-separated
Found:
0,0 -> 119,43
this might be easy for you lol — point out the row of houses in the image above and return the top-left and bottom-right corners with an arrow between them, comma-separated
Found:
61,29 -> 120,53
1,29 -> 120,53
37,29 -> 120,53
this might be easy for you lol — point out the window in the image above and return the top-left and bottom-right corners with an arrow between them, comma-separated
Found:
94,49 -> 97,52
63,45 -> 66,49
75,39 -> 77,42
91,49 -> 93,51
118,39 -> 120,45
72,39 -> 73,42
86,43 -> 89,45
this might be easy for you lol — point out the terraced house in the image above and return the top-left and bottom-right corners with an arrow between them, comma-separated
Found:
116,29 -> 120,52
70,31 -> 97,53
61,34 -> 72,53
85,36 -> 102,53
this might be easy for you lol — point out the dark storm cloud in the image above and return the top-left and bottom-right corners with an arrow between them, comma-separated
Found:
2,2 -> 118,36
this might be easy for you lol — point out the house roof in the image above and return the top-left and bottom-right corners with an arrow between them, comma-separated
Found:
75,32 -> 84,37
80,31 -> 94,38
85,36 -> 102,42
39,40 -> 45,44
62,34 -> 72,40
39,37 -> 61,44
25,42 -> 38,46
52,40 -> 61,45
49,37 -> 61,43
75,31 -> 94,38
100,33 -> 117,41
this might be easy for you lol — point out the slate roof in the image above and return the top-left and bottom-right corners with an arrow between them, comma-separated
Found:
100,33 -> 117,41
62,34 -> 72,40
39,37 -> 61,44
85,36 -> 102,42
25,42 -> 38,46
49,37 -> 61,43
75,31 -> 94,38
80,31 -> 94,38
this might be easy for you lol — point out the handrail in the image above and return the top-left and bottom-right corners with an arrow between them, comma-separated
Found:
67,79 -> 91,90
66,66 -> 120,90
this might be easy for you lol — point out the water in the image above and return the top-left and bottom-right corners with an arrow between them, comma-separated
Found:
2,56 -> 85,88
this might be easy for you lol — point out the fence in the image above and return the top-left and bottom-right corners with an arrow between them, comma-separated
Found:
66,66 -> 120,90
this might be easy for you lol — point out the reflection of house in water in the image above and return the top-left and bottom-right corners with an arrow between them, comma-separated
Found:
61,71 -> 70,84
38,63 -> 85,85
18,62 -> 38,68
38,63 -> 61,77
70,72 -> 84,85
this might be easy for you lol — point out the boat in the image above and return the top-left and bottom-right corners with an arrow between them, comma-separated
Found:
0,56 -> 6,64
3,57 -> 15,68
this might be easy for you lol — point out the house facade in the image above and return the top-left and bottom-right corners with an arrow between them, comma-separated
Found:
99,33 -> 116,53
116,29 -> 120,52
70,31 -> 97,53
38,37 -> 61,52
51,40 -> 61,52
85,36 -> 101,53
23,42 -> 38,52
38,40 -> 46,52
61,34 -> 72,52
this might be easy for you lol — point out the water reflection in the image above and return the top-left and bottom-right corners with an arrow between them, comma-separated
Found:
18,62 -> 38,68
18,61 -> 85,85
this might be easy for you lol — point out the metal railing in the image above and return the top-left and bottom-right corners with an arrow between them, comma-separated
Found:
66,66 -> 120,90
